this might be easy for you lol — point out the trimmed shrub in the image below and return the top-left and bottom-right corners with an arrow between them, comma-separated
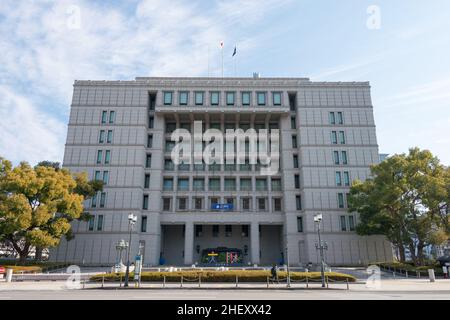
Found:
90,270 -> 356,283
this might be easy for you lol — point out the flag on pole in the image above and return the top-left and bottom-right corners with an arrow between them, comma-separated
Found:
232,45 -> 237,57
220,41 -> 224,49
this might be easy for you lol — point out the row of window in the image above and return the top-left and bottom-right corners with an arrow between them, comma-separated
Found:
333,151 -> 348,165
331,131 -> 346,144
91,192 -> 107,208
99,130 -> 113,144
329,112 -> 344,125
96,150 -> 111,164
101,110 -> 116,124
162,91 -> 283,107
161,177 -> 282,192
335,171 -> 351,187
152,196 -> 285,212
164,122 -> 280,133
87,214 -> 352,234
161,160 -> 279,172
94,170 -> 109,185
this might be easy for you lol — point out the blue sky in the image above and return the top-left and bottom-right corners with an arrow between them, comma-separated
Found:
1,0 -> 449,165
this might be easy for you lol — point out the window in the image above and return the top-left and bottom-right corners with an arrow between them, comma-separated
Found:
164,159 -> 174,171
292,135 -> 297,148
212,225 -> 219,237
242,198 -> 251,211
257,92 -> 266,105
141,216 -> 147,232
242,225 -> 249,237
146,154 -> 152,168
209,178 -> 220,191
163,198 -> 171,211
149,92 -> 156,110
165,140 -> 175,152
210,197 -> 219,209
96,150 -> 103,164
105,150 -> 111,164
348,215 -> 355,231
91,193 -> 97,208
194,162 -> 205,171
274,198 -> 282,211
88,216 -> 95,231
195,225 -> 203,237
342,151 -> 348,165
273,92 -> 282,105
143,195 -> 149,210
271,179 -> 281,191
101,111 -> 107,124
148,116 -> 154,128
333,151 -> 340,165
99,130 -> 105,143
329,112 -> 335,125
337,112 -> 343,125
331,131 -> 338,144
179,91 -> 189,105
297,217 -> 303,232
179,122 -> 190,131
343,171 -> 350,186
258,198 -> 266,211
177,178 -> 189,191
102,171 -> 109,185
97,215 -> 104,231
224,178 -> 236,191
291,117 -> 296,129
163,91 -> 173,105
256,178 -> 267,191
340,215 -> 347,231
144,174 -> 150,189
107,130 -> 113,144
339,131 -> 346,144
99,192 -> 106,208
195,92 -> 204,105
147,134 -> 153,148
210,122 -> 220,130
225,163 -> 235,171
226,198 -> 234,208
178,198 -> 187,210
240,178 -> 252,191
294,175 -> 300,189
94,170 -> 101,181
335,172 -> 342,186
178,162 -> 190,171
225,225 -> 232,237
193,178 -> 204,191
210,92 -> 220,105
338,193 -> 345,208
241,92 -> 251,105
194,198 -> 203,210
109,111 -> 115,124
226,92 -> 235,105
166,123 -> 176,134
163,178 -> 173,191
296,195 -> 302,210
293,155 -> 299,168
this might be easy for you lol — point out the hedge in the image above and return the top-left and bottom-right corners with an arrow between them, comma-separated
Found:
90,270 -> 356,283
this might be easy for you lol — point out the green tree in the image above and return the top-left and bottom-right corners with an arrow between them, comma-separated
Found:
0,157 -> 103,262
349,148 -> 450,265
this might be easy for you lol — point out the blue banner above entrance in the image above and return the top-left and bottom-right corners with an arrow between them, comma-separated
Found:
211,203 -> 233,211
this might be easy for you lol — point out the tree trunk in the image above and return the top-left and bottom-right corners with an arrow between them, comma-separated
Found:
408,242 -> 418,266
397,243 -> 406,263
10,240 -> 31,264
34,247 -> 43,261
416,243 -> 425,266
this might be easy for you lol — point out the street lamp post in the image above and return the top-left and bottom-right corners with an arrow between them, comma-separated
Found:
314,213 -> 326,288
124,213 -> 137,288
285,244 -> 291,288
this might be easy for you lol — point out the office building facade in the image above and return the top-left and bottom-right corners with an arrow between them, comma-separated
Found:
50,76 -> 393,266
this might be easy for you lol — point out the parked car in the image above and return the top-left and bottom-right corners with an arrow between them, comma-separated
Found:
437,249 -> 450,267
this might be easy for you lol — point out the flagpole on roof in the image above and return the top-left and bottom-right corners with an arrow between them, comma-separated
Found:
220,41 -> 224,78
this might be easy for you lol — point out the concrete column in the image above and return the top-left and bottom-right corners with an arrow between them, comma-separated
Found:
184,221 -> 194,265
250,222 -> 260,265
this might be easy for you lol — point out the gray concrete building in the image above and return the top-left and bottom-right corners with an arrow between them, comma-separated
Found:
50,76 -> 393,266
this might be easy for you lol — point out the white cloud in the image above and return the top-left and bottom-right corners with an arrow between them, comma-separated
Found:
0,0 -> 288,165
0,85 -> 66,165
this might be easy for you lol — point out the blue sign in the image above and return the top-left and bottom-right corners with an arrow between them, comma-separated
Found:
211,203 -> 233,211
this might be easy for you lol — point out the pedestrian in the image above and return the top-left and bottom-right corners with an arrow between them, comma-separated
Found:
271,264 -> 278,283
